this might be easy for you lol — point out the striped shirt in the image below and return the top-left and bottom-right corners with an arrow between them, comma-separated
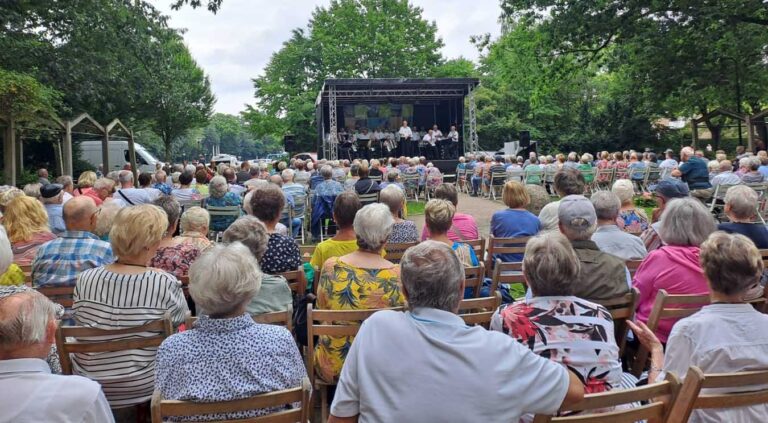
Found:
72,267 -> 189,408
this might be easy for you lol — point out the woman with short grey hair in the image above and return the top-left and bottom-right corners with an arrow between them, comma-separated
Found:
315,203 -> 403,383
204,175 -> 242,232
718,185 -> 768,248
155,243 -> 307,421
491,232 -> 626,396
633,197 -> 716,343
400,240 -> 464,311
149,199 -> 208,278
222,216 -> 292,315
380,185 -> 417,243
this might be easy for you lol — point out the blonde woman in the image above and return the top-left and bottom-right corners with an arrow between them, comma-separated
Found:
74,171 -> 98,197
425,199 -> 479,269
2,196 -> 56,266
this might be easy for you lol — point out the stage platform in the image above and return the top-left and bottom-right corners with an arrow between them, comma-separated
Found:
430,159 -> 459,175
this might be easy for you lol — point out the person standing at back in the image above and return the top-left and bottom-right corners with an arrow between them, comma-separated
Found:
112,170 -> 152,206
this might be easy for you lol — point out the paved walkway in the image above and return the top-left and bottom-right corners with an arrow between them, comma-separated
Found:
410,192 -> 506,237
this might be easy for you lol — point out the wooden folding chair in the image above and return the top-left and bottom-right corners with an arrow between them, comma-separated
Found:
593,288 -> 639,356
465,238 -> 486,266
306,304 -> 403,422
299,245 -> 316,264
277,269 -> 307,296
625,259 -> 643,277
20,264 -> 32,286
490,259 -> 527,300
666,366 -> 768,423
37,285 -> 75,308
151,377 -> 311,423
759,248 -> 768,268
55,316 -> 173,375
383,241 -> 418,264
631,289 -> 710,377
458,292 -> 502,328
463,263 -> 486,298
357,192 -> 379,206
533,372 -> 681,423
484,235 -> 530,276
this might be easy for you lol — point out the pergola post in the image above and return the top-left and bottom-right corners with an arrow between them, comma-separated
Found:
746,116 -> 755,152
63,121 -> 73,176
102,129 -> 110,174
127,129 -> 138,183
3,119 -> 17,186
690,119 -> 699,148
16,133 -> 23,173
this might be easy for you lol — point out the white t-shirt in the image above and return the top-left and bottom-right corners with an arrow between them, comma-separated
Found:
112,187 -> 152,207
398,126 -> 412,139
448,130 -> 459,142
331,308 -> 568,423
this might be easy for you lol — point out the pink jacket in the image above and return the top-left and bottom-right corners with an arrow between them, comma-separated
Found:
632,245 -> 709,343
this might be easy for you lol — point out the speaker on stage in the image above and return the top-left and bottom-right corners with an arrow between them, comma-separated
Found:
520,130 -> 531,148
283,134 -> 296,153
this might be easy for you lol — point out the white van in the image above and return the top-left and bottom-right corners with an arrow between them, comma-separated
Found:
79,141 -> 162,174
211,153 -> 239,168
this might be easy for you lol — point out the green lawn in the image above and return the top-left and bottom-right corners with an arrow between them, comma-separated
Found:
407,201 -> 425,215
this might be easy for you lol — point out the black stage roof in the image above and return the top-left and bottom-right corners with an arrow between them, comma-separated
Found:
316,78 -> 480,105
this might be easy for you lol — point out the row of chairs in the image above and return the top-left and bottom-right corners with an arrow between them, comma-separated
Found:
706,182 -> 768,223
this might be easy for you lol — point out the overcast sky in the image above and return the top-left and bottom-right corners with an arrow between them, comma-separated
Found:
158,0 -> 502,114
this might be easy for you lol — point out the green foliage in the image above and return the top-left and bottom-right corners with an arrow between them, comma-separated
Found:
0,69 -> 60,121
171,0 -> 224,13
432,58 -> 477,78
245,0 -> 445,152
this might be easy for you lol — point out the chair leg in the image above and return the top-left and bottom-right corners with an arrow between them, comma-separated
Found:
320,385 -> 329,423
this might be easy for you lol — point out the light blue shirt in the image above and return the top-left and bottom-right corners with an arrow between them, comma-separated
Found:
44,203 -> 65,235
591,225 -> 648,261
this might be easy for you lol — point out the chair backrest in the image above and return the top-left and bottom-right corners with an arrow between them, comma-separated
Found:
458,292 -> 502,327
383,241 -> 418,263
357,192 -> 379,206
20,264 -> 32,285
709,183 -> 741,211
666,366 -> 768,423
646,166 -> 662,183
206,205 -> 241,217
759,249 -> 768,268
465,238 -> 487,267
277,269 -> 307,296
485,235 -> 530,272
593,288 -> 639,355
306,305 -> 403,385
37,285 -> 76,308
463,263 -> 486,298
625,259 -> 643,276
532,372 -> 681,423
151,377 -> 311,423
179,199 -> 204,212
490,170 -> 506,184
55,316 -> 173,375
299,245 -> 315,264
490,259 -> 526,299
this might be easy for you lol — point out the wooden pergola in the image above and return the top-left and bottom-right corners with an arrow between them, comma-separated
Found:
1,113 -> 137,186
690,108 -> 768,152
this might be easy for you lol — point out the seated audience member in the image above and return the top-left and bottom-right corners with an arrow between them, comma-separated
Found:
492,232 -> 625,396
249,184 -> 301,274
153,170 -> 173,195
420,183 -> 479,241
32,197 -> 114,291
315,204 -> 404,383
354,162 -> 380,195
718,184 -> 768,248
193,169 -> 209,196
524,184 -> 551,217
490,181 -> 541,262
113,170 -> 152,206
710,160 -> 741,186
425,163 -> 443,189
329,241 -> 584,422
0,229 -> 24,286
641,179 -> 689,251
223,167 -> 246,196
72,204 -> 188,408
379,169 -> 405,192
155,243 -> 306,421
3,196 -> 57,266
40,184 -> 66,234
93,201 -> 121,241
0,286 -> 114,422
138,172 -> 161,200
205,175 -> 242,231
590,191 -> 647,260
741,156 -> 765,183
368,159 -> 383,178
707,159 -> 721,181
314,165 -> 345,196
222,216 -> 292,315
425,199 -> 479,268
23,183 -> 42,199
558,195 -> 630,301
83,177 -> 114,206
633,197 -> 716,343
343,163 -> 360,191
612,179 -> 648,235
55,175 -> 75,204
171,171 -> 201,202
671,146 -> 712,200
630,232 -> 768,422
310,192 -> 365,269
73,171 -> 98,198
380,185 -> 417,243
176,205 -> 212,250
148,198 -> 205,278
0,187 -> 24,216
537,168 -> 586,227
578,153 -> 595,183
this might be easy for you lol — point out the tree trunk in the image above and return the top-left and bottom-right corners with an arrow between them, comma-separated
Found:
704,119 -> 722,151
163,135 -> 172,163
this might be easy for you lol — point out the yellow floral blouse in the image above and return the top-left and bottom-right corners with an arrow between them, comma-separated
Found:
0,264 -> 25,286
314,257 -> 404,383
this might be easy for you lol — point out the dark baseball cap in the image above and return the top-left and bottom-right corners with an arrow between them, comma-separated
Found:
655,179 -> 689,199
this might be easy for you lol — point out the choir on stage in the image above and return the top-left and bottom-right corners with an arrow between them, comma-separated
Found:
333,121 -> 460,161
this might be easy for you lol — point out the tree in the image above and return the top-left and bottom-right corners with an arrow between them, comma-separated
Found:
149,37 -> 215,162
432,58 -> 477,78
244,0 -> 445,152
0,69 -> 60,122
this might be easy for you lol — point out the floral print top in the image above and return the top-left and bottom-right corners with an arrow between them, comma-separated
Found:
387,221 -> 419,244
616,209 -> 649,235
491,296 -> 622,395
149,243 -> 204,279
315,257 -> 404,383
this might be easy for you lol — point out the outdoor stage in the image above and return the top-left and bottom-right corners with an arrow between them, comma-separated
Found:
315,78 -> 480,161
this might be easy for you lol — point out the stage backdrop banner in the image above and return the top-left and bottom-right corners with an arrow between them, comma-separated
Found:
342,103 -> 413,130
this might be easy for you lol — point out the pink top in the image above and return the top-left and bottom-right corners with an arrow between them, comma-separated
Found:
421,212 -> 479,242
632,245 -> 709,342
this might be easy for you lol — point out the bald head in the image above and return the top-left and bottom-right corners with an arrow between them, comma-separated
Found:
0,288 -> 58,358
63,196 -> 97,232
268,174 -> 283,186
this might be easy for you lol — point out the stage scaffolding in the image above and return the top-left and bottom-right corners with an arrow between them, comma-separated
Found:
316,78 -> 480,161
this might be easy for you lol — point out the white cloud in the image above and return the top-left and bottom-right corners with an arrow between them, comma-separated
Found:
159,0 -> 501,114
